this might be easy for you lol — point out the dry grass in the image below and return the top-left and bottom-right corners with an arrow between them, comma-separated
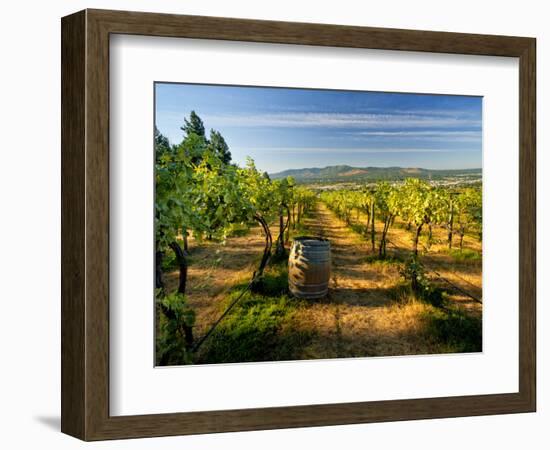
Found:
351,206 -> 482,315
162,201 -> 482,364
281,203 -> 482,360
165,226 -> 265,337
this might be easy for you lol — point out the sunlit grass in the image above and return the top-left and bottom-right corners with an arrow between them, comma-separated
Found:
448,248 -> 482,262
196,263 -> 314,364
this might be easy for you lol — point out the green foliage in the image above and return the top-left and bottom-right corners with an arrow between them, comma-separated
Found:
156,290 -> 196,365
399,256 -> 445,307
155,139 -> 196,247
291,185 -> 316,221
160,246 -> 178,271
192,152 -> 254,241
175,112 -> 231,166
224,223 -> 250,237
207,129 -> 232,164
155,112 -> 255,250
177,131 -> 208,165
320,189 -> 367,224
273,177 -> 294,210
155,126 -> 172,160
181,110 -> 205,137
395,179 -> 449,229
320,178 -> 482,257
239,157 -> 278,222
455,187 -> 483,245
374,181 -> 399,256
250,263 -> 289,295
374,181 -> 397,219
424,308 -> 482,353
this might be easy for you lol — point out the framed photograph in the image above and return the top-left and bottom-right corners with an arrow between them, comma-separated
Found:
61,9 -> 536,440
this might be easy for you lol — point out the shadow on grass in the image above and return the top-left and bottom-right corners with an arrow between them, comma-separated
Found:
424,306 -> 482,353
193,262 -> 481,364
195,290 -> 314,364
195,262 -> 316,364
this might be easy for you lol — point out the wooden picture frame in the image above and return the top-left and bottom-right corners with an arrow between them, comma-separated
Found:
61,9 -> 536,441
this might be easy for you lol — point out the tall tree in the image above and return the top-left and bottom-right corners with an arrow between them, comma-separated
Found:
155,126 -> 171,161
181,110 -> 205,137
208,129 -> 232,164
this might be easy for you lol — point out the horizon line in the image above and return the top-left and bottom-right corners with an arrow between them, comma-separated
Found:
268,164 -> 482,175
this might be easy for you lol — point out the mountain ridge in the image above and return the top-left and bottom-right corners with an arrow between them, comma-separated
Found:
269,165 -> 481,182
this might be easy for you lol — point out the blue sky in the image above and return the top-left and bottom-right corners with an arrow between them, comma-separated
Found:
155,83 -> 482,173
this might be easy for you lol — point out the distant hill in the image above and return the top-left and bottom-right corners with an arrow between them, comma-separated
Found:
269,165 -> 481,183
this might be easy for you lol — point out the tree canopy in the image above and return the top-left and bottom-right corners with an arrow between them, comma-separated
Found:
180,110 -> 205,137
208,129 -> 232,164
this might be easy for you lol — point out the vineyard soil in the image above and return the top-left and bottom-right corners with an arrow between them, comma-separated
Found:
164,226 -> 265,339
163,201 -> 482,363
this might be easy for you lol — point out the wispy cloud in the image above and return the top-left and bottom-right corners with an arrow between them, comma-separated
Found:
353,131 -> 481,137
205,112 -> 480,129
347,130 -> 482,142
155,84 -> 482,171
161,110 -> 481,130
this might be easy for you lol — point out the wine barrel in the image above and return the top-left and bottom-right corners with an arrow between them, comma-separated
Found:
288,237 -> 331,299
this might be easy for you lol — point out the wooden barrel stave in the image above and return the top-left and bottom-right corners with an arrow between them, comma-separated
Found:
288,237 -> 331,299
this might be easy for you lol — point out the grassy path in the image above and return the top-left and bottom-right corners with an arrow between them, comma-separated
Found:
291,203 -> 457,358
306,203 -> 401,307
